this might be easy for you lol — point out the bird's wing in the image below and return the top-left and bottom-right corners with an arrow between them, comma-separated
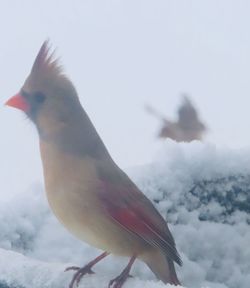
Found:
97,165 -> 182,266
178,96 -> 198,125
177,95 -> 206,132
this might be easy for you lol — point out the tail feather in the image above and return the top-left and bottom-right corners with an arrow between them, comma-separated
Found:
144,250 -> 181,286
168,258 -> 181,285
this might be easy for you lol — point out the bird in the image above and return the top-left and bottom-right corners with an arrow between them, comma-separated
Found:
146,94 -> 207,142
5,41 -> 182,288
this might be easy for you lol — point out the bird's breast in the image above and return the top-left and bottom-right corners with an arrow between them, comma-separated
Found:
40,140 -> 102,243
39,140 -> 145,255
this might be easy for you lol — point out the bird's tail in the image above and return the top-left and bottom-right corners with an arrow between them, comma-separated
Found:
144,250 -> 181,286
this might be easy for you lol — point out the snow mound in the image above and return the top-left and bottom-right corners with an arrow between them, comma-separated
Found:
0,142 -> 250,288
0,249 -> 180,288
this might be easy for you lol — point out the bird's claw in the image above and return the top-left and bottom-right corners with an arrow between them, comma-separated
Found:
67,265 -> 95,288
108,273 -> 132,288
65,266 -> 80,272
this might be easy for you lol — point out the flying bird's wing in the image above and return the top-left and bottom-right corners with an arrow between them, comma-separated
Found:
178,96 -> 199,127
97,164 -> 182,266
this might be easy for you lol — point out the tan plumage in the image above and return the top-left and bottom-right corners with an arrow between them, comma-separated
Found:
6,41 -> 182,288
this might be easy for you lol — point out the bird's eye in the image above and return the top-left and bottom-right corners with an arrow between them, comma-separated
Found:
34,92 -> 46,104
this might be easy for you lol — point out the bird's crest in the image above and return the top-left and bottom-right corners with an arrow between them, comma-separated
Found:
30,40 -> 62,79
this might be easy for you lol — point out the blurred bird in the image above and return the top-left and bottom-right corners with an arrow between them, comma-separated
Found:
6,41 -> 182,288
146,94 -> 207,142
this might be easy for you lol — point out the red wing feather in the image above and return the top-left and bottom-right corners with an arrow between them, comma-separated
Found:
98,181 -> 182,266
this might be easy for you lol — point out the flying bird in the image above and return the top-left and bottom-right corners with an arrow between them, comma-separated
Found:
6,41 -> 182,288
146,95 -> 207,142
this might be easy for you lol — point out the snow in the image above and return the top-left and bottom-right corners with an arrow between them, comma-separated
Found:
0,141 -> 249,288
0,249 -> 178,288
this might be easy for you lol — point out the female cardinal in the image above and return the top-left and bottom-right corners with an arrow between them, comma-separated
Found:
6,41 -> 182,288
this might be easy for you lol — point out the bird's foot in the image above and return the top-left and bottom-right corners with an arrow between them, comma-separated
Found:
108,272 -> 132,288
66,264 -> 95,288
108,255 -> 136,288
65,252 -> 109,288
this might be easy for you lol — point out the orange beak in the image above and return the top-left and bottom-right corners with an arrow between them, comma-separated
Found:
5,93 -> 30,112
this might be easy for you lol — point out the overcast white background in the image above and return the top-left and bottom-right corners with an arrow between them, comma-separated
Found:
1,0 -> 250,199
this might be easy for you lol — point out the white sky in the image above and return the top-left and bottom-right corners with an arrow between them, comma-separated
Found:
1,0 -> 250,197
